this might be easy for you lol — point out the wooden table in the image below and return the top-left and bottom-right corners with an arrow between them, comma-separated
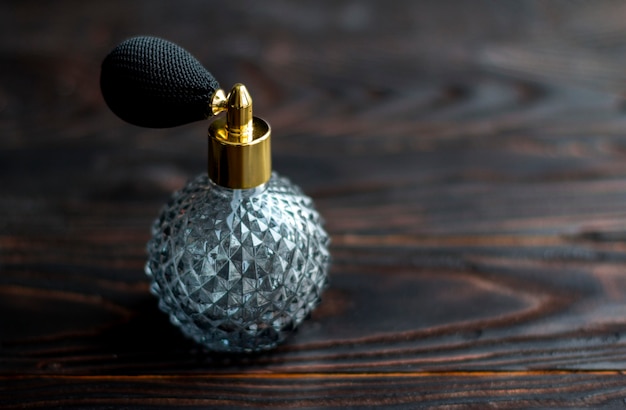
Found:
4,1 -> 626,408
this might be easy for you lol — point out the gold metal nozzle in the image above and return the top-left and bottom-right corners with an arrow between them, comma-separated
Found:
226,84 -> 253,143
208,83 -> 271,189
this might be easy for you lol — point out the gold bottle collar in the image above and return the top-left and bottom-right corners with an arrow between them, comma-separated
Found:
208,84 -> 271,189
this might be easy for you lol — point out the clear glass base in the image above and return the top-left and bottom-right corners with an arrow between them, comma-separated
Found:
145,172 -> 330,352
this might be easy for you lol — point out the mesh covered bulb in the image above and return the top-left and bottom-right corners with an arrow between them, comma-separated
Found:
101,36 -> 330,352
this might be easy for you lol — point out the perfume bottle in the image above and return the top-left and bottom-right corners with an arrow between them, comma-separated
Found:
101,36 -> 330,352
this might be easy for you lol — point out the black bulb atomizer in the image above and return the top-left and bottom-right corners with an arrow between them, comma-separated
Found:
100,36 -> 330,352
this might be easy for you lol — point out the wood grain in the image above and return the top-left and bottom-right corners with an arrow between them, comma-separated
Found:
4,0 -> 626,407
3,372 -> 626,409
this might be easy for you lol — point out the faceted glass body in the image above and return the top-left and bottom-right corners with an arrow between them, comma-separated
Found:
145,173 -> 330,352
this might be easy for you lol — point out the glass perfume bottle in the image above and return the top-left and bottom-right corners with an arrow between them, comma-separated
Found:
101,36 -> 330,352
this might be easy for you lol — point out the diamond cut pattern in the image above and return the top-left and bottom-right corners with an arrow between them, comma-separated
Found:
146,173 -> 330,352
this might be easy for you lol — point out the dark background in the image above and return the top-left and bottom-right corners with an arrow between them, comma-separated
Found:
4,1 -> 626,407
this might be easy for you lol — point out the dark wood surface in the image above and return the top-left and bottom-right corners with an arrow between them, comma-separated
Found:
4,1 -> 626,408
